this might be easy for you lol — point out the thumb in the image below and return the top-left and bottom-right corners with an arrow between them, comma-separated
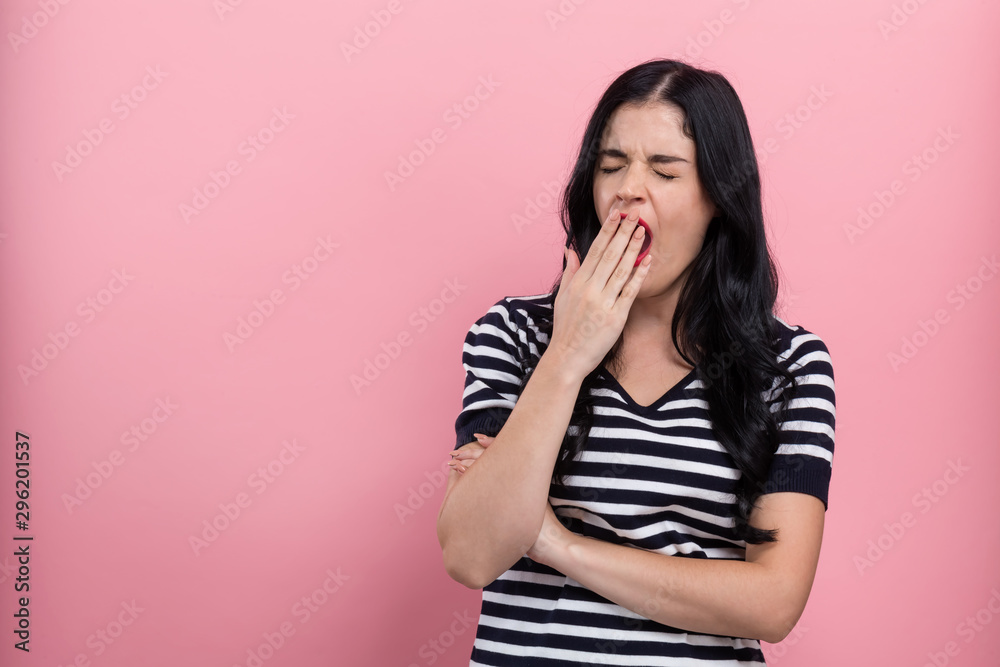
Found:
561,245 -> 580,283
474,433 -> 495,447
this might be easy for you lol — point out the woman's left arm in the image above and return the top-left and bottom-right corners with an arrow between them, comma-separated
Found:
532,491 -> 825,644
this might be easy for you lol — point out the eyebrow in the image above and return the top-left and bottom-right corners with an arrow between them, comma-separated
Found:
597,148 -> 690,165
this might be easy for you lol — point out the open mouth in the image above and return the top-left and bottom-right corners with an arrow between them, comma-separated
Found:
621,213 -> 652,267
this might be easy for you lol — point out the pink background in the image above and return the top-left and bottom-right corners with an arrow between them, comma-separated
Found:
2,1 -> 999,665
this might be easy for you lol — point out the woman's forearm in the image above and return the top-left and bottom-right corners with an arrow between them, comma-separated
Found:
438,349 -> 582,588
547,533 -> 796,643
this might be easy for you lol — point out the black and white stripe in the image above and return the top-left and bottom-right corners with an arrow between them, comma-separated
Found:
453,292 -> 836,666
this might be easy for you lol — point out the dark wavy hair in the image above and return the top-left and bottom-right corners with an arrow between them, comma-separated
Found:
511,58 -> 799,545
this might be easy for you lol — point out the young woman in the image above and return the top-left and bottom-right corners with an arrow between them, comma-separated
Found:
437,58 -> 836,666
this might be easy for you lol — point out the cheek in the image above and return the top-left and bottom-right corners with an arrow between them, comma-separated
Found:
596,188 -> 615,208
652,207 -> 710,253
659,188 -> 713,227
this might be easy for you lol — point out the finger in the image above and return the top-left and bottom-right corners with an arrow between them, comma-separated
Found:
457,441 -> 486,454
559,243 -> 581,295
611,249 -> 653,318
573,203 -> 622,282
605,216 -> 648,298
592,210 -> 642,294
473,433 -> 496,448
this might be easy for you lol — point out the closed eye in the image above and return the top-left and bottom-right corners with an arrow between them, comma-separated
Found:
599,167 -> 675,180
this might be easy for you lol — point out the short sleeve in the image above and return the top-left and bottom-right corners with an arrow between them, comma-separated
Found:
453,298 -> 526,450
761,328 -> 836,509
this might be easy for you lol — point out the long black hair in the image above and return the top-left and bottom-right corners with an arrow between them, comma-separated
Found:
511,58 -> 799,544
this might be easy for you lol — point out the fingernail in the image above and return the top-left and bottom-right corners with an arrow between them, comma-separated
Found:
474,433 -> 488,442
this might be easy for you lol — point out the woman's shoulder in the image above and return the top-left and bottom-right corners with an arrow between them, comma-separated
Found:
501,290 -> 556,322
770,315 -> 835,375
467,292 -> 555,368
476,291 -> 555,334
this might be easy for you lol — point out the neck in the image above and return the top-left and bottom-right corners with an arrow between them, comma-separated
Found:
620,275 -> 692,367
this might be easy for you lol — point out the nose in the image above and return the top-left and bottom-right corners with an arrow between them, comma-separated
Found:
615,164 -> 647,207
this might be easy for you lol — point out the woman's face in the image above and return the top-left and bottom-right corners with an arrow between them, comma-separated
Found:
592,101 -> 718,297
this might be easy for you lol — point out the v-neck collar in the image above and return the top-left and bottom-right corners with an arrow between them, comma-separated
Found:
597,365 -> 699,414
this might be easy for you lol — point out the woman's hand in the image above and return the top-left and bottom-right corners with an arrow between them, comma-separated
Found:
447,433 -> 494,474
548,206 -> 653,383
447,434 -> 573,569
525,501 -> 573,568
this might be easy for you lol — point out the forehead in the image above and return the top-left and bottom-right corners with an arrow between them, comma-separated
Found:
599,102 -> 693,155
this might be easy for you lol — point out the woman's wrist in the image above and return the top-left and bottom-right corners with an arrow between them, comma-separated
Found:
536,346 -> 587,390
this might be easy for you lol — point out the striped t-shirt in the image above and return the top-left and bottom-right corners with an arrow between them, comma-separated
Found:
452,291 -> 836,666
